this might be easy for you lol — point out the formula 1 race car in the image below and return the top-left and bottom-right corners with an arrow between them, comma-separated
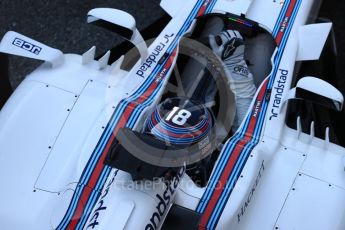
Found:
0,0 -> 345,229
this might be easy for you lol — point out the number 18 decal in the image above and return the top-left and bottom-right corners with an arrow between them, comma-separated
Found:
165,107 -> 191,126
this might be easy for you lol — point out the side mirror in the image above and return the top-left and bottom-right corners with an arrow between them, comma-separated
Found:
87,8 -> 148,62
284,76 -> 344,111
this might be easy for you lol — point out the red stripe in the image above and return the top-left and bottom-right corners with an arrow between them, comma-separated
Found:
198,0 -> 298,227
198,79 -> 268,228
246,80 -> 268,137
68,186 -> 93,228
65,50 -> 178,228
197,0 -> 213,17
275,0 -> 297,45
197,6 -> 207,17
63,0 -> 208,225
67,104 -> 135,229
136,82 -> 158,104
199,139 -> 247,228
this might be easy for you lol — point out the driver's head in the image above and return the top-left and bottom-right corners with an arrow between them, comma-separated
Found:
145,97 -> 214,158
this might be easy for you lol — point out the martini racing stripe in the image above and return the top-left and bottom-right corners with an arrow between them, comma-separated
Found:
197,0 -> 300,228
61,0 -> 206,227
70,49 -> 178,230
76,51 -> 179,229
197,79 -> 269,229
273,0 -> 290,37
57,1 -> 217,229
206,0 -> 218,14
275,0 -> 299,45
198,1 -> 289,210
119,0 -> 217,131
202,81 -> 269,229
196,0 -> 301,229
124,1 -> 210,128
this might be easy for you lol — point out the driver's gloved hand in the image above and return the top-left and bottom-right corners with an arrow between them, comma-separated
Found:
209,30 -> 256,132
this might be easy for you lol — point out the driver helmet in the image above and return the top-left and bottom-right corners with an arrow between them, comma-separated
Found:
145,97 -> 214,161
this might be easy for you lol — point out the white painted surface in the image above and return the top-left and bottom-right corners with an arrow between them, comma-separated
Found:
235,139 -> 306,230
276,174 -> 345,230
297,23 -> 332,61
0,81 -> 76,229
0,0 -> 345,229
87,8 -> 136,32
35,80 -> 114,192
212,0 -> 253,15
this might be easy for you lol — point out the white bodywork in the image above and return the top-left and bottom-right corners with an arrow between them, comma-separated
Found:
0,0 -> 344,229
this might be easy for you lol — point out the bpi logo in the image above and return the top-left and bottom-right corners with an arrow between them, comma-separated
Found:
12,38 -> 42,55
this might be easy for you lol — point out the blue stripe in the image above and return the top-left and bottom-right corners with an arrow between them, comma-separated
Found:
208,105 -> 266,226
101,0 -> 205,133
206,0 -> 218,13
58,109 -> 124,228
77,167 -> 113,229
57,184 -> 85,229
76,190 -> 99,230
211,1 -> 299,223
204,0 -> 301,227
150,120 -> 208,135
125,1 -> 205,104
196,108 -> 253,212
273,0 -> 290,36
208,142 -> 256,229
151,122 -> 210,141
198,0 -> 292,211
81,103 -> 127,184
247,0 -> 301,174
76,167 -> 111,229
71,0 -> 204,224
123,2 -> 202,104
152,121 -> 209,137
196,133 -> 243,212
58,1 -> 214,228
58,105 -> 125,228
208,3 -> 301,226
197,95 -> 257,212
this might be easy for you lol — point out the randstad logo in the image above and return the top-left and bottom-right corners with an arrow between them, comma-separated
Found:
270,69 -> 288,120
145,166 -> 185,230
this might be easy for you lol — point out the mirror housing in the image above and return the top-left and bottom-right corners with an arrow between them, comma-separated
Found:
284,76 -> 344,111
87,8 -> 148,62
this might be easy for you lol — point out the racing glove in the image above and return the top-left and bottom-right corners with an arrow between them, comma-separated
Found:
209,30 -> 256,131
